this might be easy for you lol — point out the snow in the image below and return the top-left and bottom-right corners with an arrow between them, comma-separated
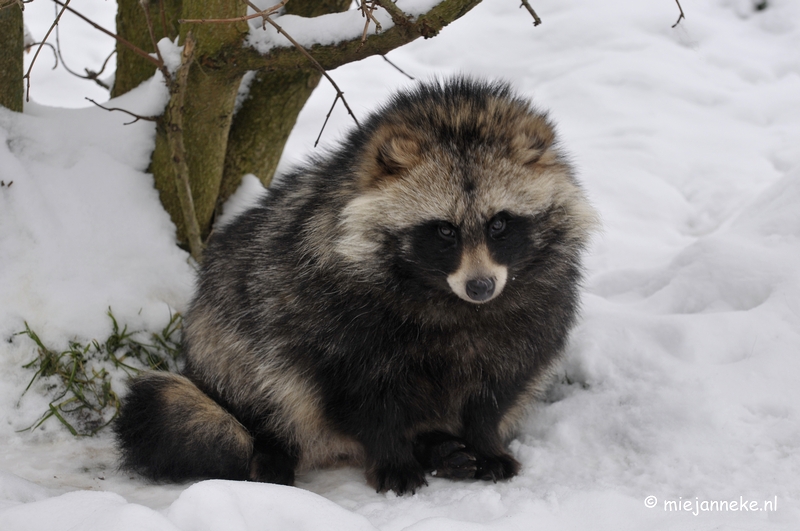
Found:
3,0 -> 800,529
245,0 -> 442,54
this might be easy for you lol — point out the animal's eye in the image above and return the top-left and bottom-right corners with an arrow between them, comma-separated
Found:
488,216 -> 507,238
437,223 -> 457,242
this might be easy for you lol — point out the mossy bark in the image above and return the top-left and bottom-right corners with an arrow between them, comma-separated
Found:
112,0 -> 182,98
219,68 -> 321,204
218,0 -> 350,205
0,2 -> 24,112
151,0 -> 247,244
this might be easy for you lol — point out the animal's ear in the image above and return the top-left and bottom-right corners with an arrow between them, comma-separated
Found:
359,127 -> 421,188
510,115 -> 557,166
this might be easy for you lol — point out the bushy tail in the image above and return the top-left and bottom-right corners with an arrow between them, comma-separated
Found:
114,372 -> 254,482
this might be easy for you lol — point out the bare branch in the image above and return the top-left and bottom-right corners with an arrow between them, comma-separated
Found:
267,20 -> 359,129
87,49 -> 117,88
52,5 -> 113,90
375,0 -> 409,27
233,0 -> 360,133
24,0 -> 71,101
247,0 -> 286,30
163,33 -> 205,262
50,0 -> 161,68
672,0 -> 685,28
25,42 -> 58,69
359,1 -> 382,46
519,0 -> 542,26
381,54 -> 414,80
140,0 -> 171,82
85,97 -> 158,125
314,93 -> 342,148
232,0 -> 483,73
59,51 -> 115,90
179,0 -> 285,26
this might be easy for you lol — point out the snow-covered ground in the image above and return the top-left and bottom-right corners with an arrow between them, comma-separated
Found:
2,0 -> 800,529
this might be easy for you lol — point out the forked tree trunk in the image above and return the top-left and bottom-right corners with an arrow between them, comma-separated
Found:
150,0 -> 247,248
6,0 -> 484,253
121,0 -> 482,247
0,2 -> 24,112
218,0 -> 350,205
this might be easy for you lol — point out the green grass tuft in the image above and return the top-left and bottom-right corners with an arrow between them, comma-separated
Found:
18,309 -> 182,436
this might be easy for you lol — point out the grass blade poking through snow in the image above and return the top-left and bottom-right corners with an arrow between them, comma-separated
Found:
18,309 -> 182,436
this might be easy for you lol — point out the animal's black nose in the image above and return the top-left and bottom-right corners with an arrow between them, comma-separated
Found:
465,278 -> 495,302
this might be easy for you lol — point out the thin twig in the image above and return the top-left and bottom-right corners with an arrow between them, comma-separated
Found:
24,0 -> 71,101
85,98 -> 158,125
164,33 -> 204,262
234,0 -> 360,135
359,1 -> 382,46
519,0 -> 542,26
84,51 -> 117,91
315,93 -> 342,148
381,55 -> 414,80
266,18 -> 360,130
672,0 -> 685,28
25,42 -> 58,69
53,3 -> 113,90
179,0 -> 285,26
50,0 -> 161,68
247,0 -> 286,30
140,0 -> 170,80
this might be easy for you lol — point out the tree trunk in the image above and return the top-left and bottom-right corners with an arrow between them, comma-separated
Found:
218,0 -> 350,207
112,0 -> 182,98
151,0 -> 247,245
0,2 -> 24,112
219,68 -> 321,204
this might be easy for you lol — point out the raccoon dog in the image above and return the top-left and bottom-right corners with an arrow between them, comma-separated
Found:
115,78 -> 596,495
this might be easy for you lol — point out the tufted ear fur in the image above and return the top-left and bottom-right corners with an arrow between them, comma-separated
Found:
510,114 -> 558,166
358,126 -> 422,189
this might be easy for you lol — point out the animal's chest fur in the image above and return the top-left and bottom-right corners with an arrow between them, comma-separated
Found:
306,317 -> 535,438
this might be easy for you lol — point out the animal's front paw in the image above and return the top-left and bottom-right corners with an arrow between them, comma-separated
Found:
368,462 -> 428,495
427,439 -> 478,480
475,452 -> 520,482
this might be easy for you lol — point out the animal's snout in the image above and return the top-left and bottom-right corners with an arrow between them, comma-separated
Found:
465,277 -> 495,302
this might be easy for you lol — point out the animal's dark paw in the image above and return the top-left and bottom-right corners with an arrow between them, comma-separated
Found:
249,451 -> 296,485
475,452 -> 520,482
427,439 -> 478,480
369,462 -> 428,495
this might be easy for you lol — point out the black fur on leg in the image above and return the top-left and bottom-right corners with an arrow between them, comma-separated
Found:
114,372 -> 253,482
249,432 -> 299,485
